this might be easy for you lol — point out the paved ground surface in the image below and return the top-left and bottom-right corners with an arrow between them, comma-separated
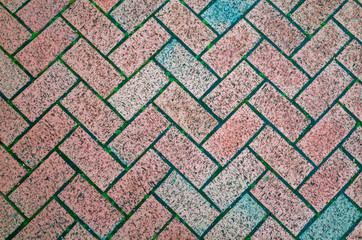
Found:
0,0 -> 361,239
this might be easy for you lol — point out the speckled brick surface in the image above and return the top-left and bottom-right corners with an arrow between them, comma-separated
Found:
0,1 -> 361,239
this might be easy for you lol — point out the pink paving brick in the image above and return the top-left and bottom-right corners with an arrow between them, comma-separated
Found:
335,0 -> 362,40
111,0 -> 165,33
202,19 -> 260,77
108,149 -> 170,214
13,200 -> 73,240
108,61 -> 168,120
0,0 -> 27,12
203,104 -> 263,166
251,171 -> 314,235
12,105 -> 75,168
250,125 -> 313,189
156,0 -> 216,55
113,195 -> 172,240
109,105 -> 169,166
155,81 -> 218,143
340,81 -> 362,120
246,0 -> 305,55
270,0 -> 299,14
337,40 -> 361,79
63,0 -> 124,54
347,221 -> 362,240
296,61 -> 353,119
0,98 -> 28,146
0,145 -> 27,194
109,18 -> 170,77
59,175 -> 124,238
345,173 -> 361,207
59,127 -> 123,192
299,149 -> 358,212
155,171 -> 220,236
293,21 -> 349,76
248,40 -> 309,98
13,61 -> 77,122
93,0 -> 118,12
291,0 -> 345,34
251,217 -> 294,240
0,50 -> 30,99
9,152 -> 75,217
204,148 -> 265,210
184,0 -> 210,13
250,83 -> 310,142
0,195 -> 24,239
15,18 -> 77,77
157,218 -> 197,240
297,104 -> 355,165
204,61 -> 263,119
64,222 -> 96,240
0,6 -> 31,54
61,82 -> 124,143
204,193 -> 266,240
155,126 -> 217,189
17,0 -> 68,33
344,126 -> 361,161
62,38 -> 124,98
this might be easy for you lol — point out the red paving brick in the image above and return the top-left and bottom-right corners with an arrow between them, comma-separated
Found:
0,195 -> 24,239
0,0 -> 27,12
334,0 -> 362,41
270,0 -> 299,14
251,217 -> 294,240
184,0 -> 210,13
340,81 -> 362,120
157,218 -> 197,240
347,221 -> 362,240
93,0 -> 118,13
345,173 -> 361,207
337,40 -> 361,79
344,126 -> 361,161
63,222 -> 96,240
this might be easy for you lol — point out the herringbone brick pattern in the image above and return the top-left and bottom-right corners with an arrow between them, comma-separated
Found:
0,0 -> 361,239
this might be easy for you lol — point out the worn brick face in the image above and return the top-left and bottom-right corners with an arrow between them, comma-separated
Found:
0,195 -> 24,239
340,82 -> 362,120
337,40 -> 361,79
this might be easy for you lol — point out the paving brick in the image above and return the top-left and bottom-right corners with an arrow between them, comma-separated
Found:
155,81 -> 218,143
251,171 -> 314,235
335,0 -> 362,40
59,175 -> 124,238
204,193 -> 266,240
156,39 -> 217,98
155,126 -> 217,189
337,40 -> 361,79
291,0 -> 345,34
250,83 -> 310,142
340,81 -> 362,120
13,61 -> 77,122
108,61 -> 168,120
109,105 -> 168,166
293,21 -> 349,76
63,39 -> 124,99
113,195 -> 172,240
203,104 -> 263,166
17,0 -> 68,33
59,127 -> 123,192
184,0 -> 210,13
0,98 -> 28,146
250,125 -> 313,189
157,218 -> 197,240
63,0 -> 124,54
300,194 -> 361,240
247,0 -> 305,55
13,200 -> 73,240
156,0 -> 216,55
111,0 -> 165,32
9,152 -> 75,217
0,145 -> 27,194
204,61 -> 262,119
299,149 -> 358,212
346,220 -> 362,240
0,0 -> 27,12
93,0 -> 118,12
344,126 -> 361,162
296,61 -> 353,119
109,18 -> 170,77
202,0 -> 256,33
0,195 -> 24,239
202,19 -> 260,77
345,173 -> 361,207
204,148 -> 265,210
248,40 -> 308,98
270,0 -> 299,14
15,18 -> 77,77
12,105 -> 75,168
155,171 -> 219,236
64,222 -> 96,240
61,82 -> 124,143
0,6 -> 31,54
0,50 -> 30,99
108,149 -> 170,214
297,104 -> 355,165
251,217 -> 294,240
